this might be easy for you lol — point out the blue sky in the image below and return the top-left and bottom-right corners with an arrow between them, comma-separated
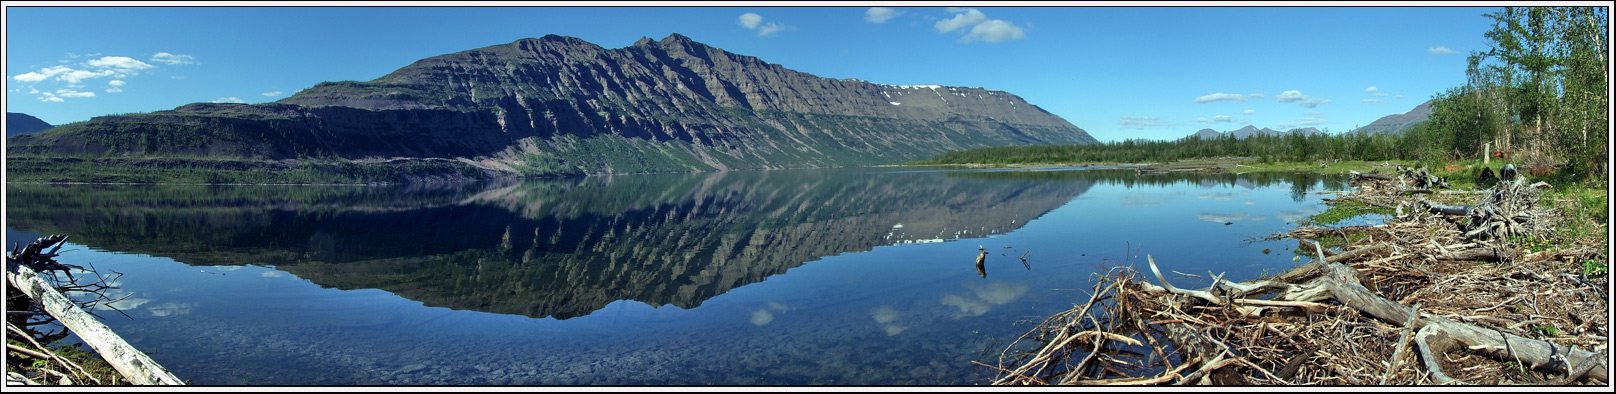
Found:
5,4 -> 1504,142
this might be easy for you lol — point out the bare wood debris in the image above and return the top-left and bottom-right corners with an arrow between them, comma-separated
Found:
990,168 -> 1607,386
6,235 -> 186,385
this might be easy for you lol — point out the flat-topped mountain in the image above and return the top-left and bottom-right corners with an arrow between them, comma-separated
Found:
8,34 -> 1096,182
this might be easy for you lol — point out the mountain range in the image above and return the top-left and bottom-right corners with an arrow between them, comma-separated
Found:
1186,125 -> 1323,140
6,34 -> 1097,182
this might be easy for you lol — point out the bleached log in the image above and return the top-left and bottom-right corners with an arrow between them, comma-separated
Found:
1285,257 -> 1607,382
1432,246 -> 1521,262
1425,202 -> 1473,216
6,260 -> 185,385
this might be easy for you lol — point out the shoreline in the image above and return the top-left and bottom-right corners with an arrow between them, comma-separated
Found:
987,165 -> 1609,385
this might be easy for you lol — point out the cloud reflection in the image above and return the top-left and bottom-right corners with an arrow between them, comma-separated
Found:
148,302 -> 194,317
940,281 -> 1028,318
749,309 -> 774,326
1120,191 -> 1185,207
870,305 -> 907,336
1276,209 -> 1319,223
1196,212 -> 1249,223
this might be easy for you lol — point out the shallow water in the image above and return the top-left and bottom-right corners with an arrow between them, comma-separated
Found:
5,167 -> 1350,385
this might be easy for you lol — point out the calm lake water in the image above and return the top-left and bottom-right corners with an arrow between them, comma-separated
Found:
5,167 -> 1351,385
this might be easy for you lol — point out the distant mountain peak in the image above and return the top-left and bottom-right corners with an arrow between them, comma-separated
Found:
1184,125 -> 1313,141
1350,99 -> 1434,135
6,112 -> 53,137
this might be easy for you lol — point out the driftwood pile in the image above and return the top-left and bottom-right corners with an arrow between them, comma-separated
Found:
6,235 -> 185,385
989,168 -> 1608,385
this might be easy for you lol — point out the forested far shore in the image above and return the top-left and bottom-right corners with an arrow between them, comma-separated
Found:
918,6 -> 1608,187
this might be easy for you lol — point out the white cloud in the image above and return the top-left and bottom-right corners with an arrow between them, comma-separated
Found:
262,90 -> 284,97
737,13 -> 762,29
1274,122 -> 1297,129
1239,118 -> 1252,124
737,13 -> 793,37
1304,111 -> 1325,117
1197,115 -> 1236,123
1119,116 -> 1174,130
13,66 -> 74,82
1362,98 -> 1382,103
57,69 -> 117,83
1194,93 -> 1246,104
106,87 -> 123,93
108,79 -> 126,86
965,20 -> 1025,43
865,7 -> 901,23
1276,90 -> 1306,102
1249,92 -> 1266,99
1301,118 -> 1327,125
212,97 -> 245,103
1365,86 -> 1378,93
1428,46 -> 1455,54
85,56 -> 154,70
1374,93 -> 1389,97
1395,94 -> 1404,99
756,22 -> 791,36
14,71 -> 55,83
55,89 -> 95,98
149,52 -> 197,65
935,8 -> 1025,44
1242,109 -> 1255,115
1276,90 -> 1330,108
42,96 -> 65,102
936,8 -> 987,33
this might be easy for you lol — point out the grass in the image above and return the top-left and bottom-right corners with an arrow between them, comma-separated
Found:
1303,198 -> 1395,227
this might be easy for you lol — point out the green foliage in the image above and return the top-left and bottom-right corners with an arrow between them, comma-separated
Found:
1533,325 -> 1560,336
1508,235 -> 1553,253
1305,200 -> 1395,227
913,130 -> 1422,166
1451,6 -> 1609,180
1582,259 -> 1607,277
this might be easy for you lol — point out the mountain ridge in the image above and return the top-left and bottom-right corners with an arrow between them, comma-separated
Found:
7,33 -> 1097,182
1184,125 -> 1322,140
1349,99 -> 1434,135
5,112 -> 53,137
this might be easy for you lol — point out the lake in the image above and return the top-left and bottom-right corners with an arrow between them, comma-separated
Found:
4,167 -> 1352,385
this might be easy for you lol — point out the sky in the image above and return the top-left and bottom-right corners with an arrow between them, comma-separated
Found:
3,3 -> 1529,142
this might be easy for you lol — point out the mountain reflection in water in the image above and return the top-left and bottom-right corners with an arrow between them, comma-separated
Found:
5,168 -> 1335,321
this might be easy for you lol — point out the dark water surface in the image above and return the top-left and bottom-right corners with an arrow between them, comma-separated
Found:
5,167 -> 1350,385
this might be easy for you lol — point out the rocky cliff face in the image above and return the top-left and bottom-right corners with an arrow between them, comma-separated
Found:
10,34 -> 1095,178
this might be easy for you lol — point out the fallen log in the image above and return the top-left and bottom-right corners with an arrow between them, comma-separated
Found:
1349,171 -> 1397,182
7,251 -> 185,385
1432,246 -> 1521,262
1424,201 -> 1473,216
1280,250 -> 1607,382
